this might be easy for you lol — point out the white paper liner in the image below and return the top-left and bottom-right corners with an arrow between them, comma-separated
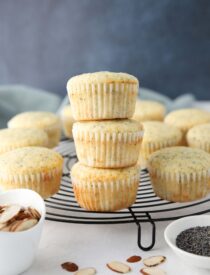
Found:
73,129 -> 143,168
72,174 -> 139,211
68,82 -> 138,120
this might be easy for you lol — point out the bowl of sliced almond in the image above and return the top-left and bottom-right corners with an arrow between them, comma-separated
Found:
0,188 -> 45,275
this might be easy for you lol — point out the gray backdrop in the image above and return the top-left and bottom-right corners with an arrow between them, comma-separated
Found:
0,0 -> 210,99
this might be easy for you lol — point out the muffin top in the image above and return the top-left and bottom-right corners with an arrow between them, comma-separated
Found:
71,162 -> 140,182
0,147 -> 63,175
133,100 -> 165,121
8,112 -> 60,129
148,146 -> 210,174
73,119 -> 142,133
164,108 -> 210,133
187,123 -> 210,143
0,128 -> 48,154
142,121 -> 182,143
67,71 -> 138,88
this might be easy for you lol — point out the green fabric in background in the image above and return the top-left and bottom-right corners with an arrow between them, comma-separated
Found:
0,85 -> 196,129
0,85 -> 62,128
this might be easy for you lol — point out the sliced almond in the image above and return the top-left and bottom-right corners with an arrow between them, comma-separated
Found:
107,261 -> 131,273
126,255 -> 141,263
14,218 -> 38,232
140,267 -> 166,275
0,204 -> 21,224
143,256 -> 166,267
28,207 -> 41,219
75,267 -> 96,275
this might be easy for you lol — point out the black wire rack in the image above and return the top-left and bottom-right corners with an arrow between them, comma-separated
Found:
45,139 -> 210,251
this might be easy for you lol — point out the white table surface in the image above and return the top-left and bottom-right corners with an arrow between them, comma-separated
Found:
25,101 -> 210,275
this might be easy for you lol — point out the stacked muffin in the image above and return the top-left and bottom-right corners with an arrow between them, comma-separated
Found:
67,71 -> 143,212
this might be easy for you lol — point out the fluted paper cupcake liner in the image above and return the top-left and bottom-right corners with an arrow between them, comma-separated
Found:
73,129 -> 143,168
68,82 -> 138,120
148,167 -> 210,202
72,175 -> 139,211
0,168 -> 62,199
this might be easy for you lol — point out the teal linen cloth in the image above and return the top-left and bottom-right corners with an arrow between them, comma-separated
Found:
0,85 -> 195,128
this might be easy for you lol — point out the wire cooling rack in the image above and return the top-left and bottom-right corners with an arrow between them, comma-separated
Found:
45,139 -> 210,251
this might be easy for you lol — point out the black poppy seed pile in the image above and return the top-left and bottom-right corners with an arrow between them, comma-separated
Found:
176,226 -> 210,256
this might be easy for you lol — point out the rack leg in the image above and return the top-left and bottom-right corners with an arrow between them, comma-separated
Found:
137,212 -> 156,251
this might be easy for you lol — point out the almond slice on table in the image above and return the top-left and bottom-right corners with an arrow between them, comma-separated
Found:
14,218 -> 38,232
75,267 -> 96,275
143,256 -> 166,267
126,255 -> 142,263
107,261 -> 131,273
140,267 -> 166,275
0,204 -> 21,224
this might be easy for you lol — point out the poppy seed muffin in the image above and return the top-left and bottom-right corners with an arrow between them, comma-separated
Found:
73,119 -> 143,168
133,100 -> 166,122
67,71 -> 139,120
71,162 -> 140,211
0,128 -> 49,154
8,111 -> 61,148
187,123 -> 210,153
148,147 -> 210,202
0,147 -> 63,198
138,121 -> 183,168
164,108 -> 210,143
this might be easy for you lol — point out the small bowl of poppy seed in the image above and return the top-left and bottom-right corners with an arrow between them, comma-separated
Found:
164,215 -> 210,269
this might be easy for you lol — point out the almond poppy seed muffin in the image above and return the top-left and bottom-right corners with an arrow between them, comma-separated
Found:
187,123 -> 210,153
148,147 -> 210,202
138,121 -> 183,168
164,108 -> 210,144
67,71 -> 139,120
8,111 -> 61,148
0,128 -> 49,154
73,119 -> 143,168
133,100 -> 166,122
71,162 -> 140,211
0,147 -> 63,198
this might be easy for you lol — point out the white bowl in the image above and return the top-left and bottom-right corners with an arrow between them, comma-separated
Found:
0,189 -> 45,275
164,215 -> 210,269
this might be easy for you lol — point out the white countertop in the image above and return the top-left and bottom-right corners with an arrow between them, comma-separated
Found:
25,101 -> 210,275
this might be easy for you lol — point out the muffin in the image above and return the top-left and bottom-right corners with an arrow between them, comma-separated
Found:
133,100 -> 166,122
71,162 -> 140,211
67,71 -> 139,120
148,147 -> 210,202
164,108 -> 210,143
60,105 -> 75,138
0,147 -> 63,198
8,111 -> 61,148
138,121 -> 183,168
73,119 -> 143,168
0,128 -> 48,154
187,123 -> 210,153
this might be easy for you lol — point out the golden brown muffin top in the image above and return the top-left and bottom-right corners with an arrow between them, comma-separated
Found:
148,146 -> 210,174
187,123 -> 210,143
142,121 -> 182,143
73,119 -> 142,134
0,147 -> 63,175
8,112 -> 60,130
67,71 -> 138,88
0,128 -> 48,154
133,100 -> 165,121
164,108 -> 210,133
71,162 -> 140,182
